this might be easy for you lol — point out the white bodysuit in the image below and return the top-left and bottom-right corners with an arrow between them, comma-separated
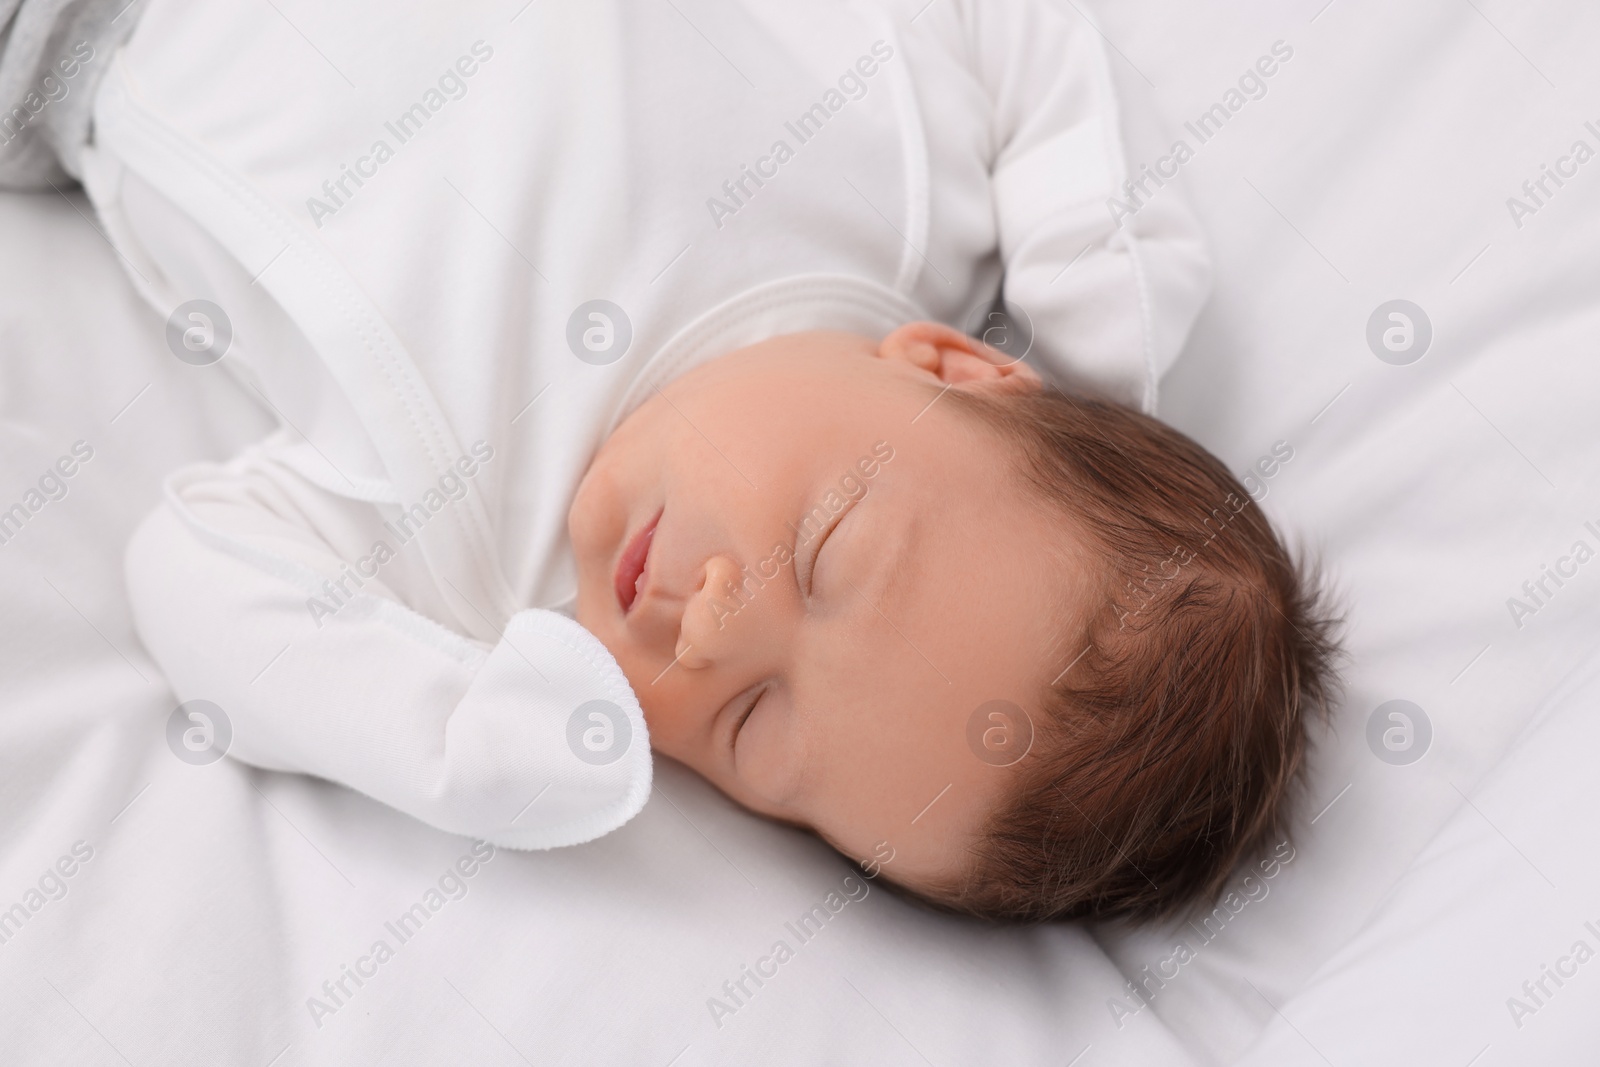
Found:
86,0 -> 1209,849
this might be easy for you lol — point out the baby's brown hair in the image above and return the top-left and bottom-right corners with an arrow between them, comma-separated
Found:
931,386 -> 1341,923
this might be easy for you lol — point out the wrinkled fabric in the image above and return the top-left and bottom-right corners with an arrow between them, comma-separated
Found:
0,0 -> 138,187
86,0 -> 1211,850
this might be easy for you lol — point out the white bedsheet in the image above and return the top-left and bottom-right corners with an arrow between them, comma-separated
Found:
0,195 -> 1192,1066
2,0 -> 1597,1064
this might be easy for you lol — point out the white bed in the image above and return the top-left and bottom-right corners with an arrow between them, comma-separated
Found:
2,0 -> 1597,1064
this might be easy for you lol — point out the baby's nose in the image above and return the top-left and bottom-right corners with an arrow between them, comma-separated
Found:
675,553 -> 766,668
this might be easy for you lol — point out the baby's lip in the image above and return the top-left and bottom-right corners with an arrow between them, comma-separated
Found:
614,508 -> 663,615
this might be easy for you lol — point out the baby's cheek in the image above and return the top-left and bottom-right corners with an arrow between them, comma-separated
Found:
734,705 -> 808,809
632,685 -> 712,763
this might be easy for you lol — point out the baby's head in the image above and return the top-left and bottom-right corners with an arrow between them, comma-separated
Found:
569,322 -> 1339,922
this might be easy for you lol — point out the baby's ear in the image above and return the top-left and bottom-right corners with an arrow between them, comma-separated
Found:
877,321 -> 1041,395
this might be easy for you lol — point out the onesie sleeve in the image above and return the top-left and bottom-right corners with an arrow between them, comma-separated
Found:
961,0 -> 1211,413
124,450 -> 652,850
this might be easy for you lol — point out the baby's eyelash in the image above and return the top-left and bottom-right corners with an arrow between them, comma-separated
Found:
734,685 -> 765,740
799,506 -> 849,594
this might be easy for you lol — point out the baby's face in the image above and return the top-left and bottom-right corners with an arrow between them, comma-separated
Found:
569,325 -> 1082,893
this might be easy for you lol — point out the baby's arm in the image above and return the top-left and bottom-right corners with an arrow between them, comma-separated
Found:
960,0 -> 1211,412
125,448 -> 650,849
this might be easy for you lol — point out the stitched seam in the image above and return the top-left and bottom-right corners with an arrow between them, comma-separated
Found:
115,88 -> 510,621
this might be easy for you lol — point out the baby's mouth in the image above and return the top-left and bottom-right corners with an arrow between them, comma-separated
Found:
614,508 -> 662,614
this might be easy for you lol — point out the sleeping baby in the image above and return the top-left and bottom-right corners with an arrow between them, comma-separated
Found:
563,321 -> 1339,921
110,0 -> 1338,922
